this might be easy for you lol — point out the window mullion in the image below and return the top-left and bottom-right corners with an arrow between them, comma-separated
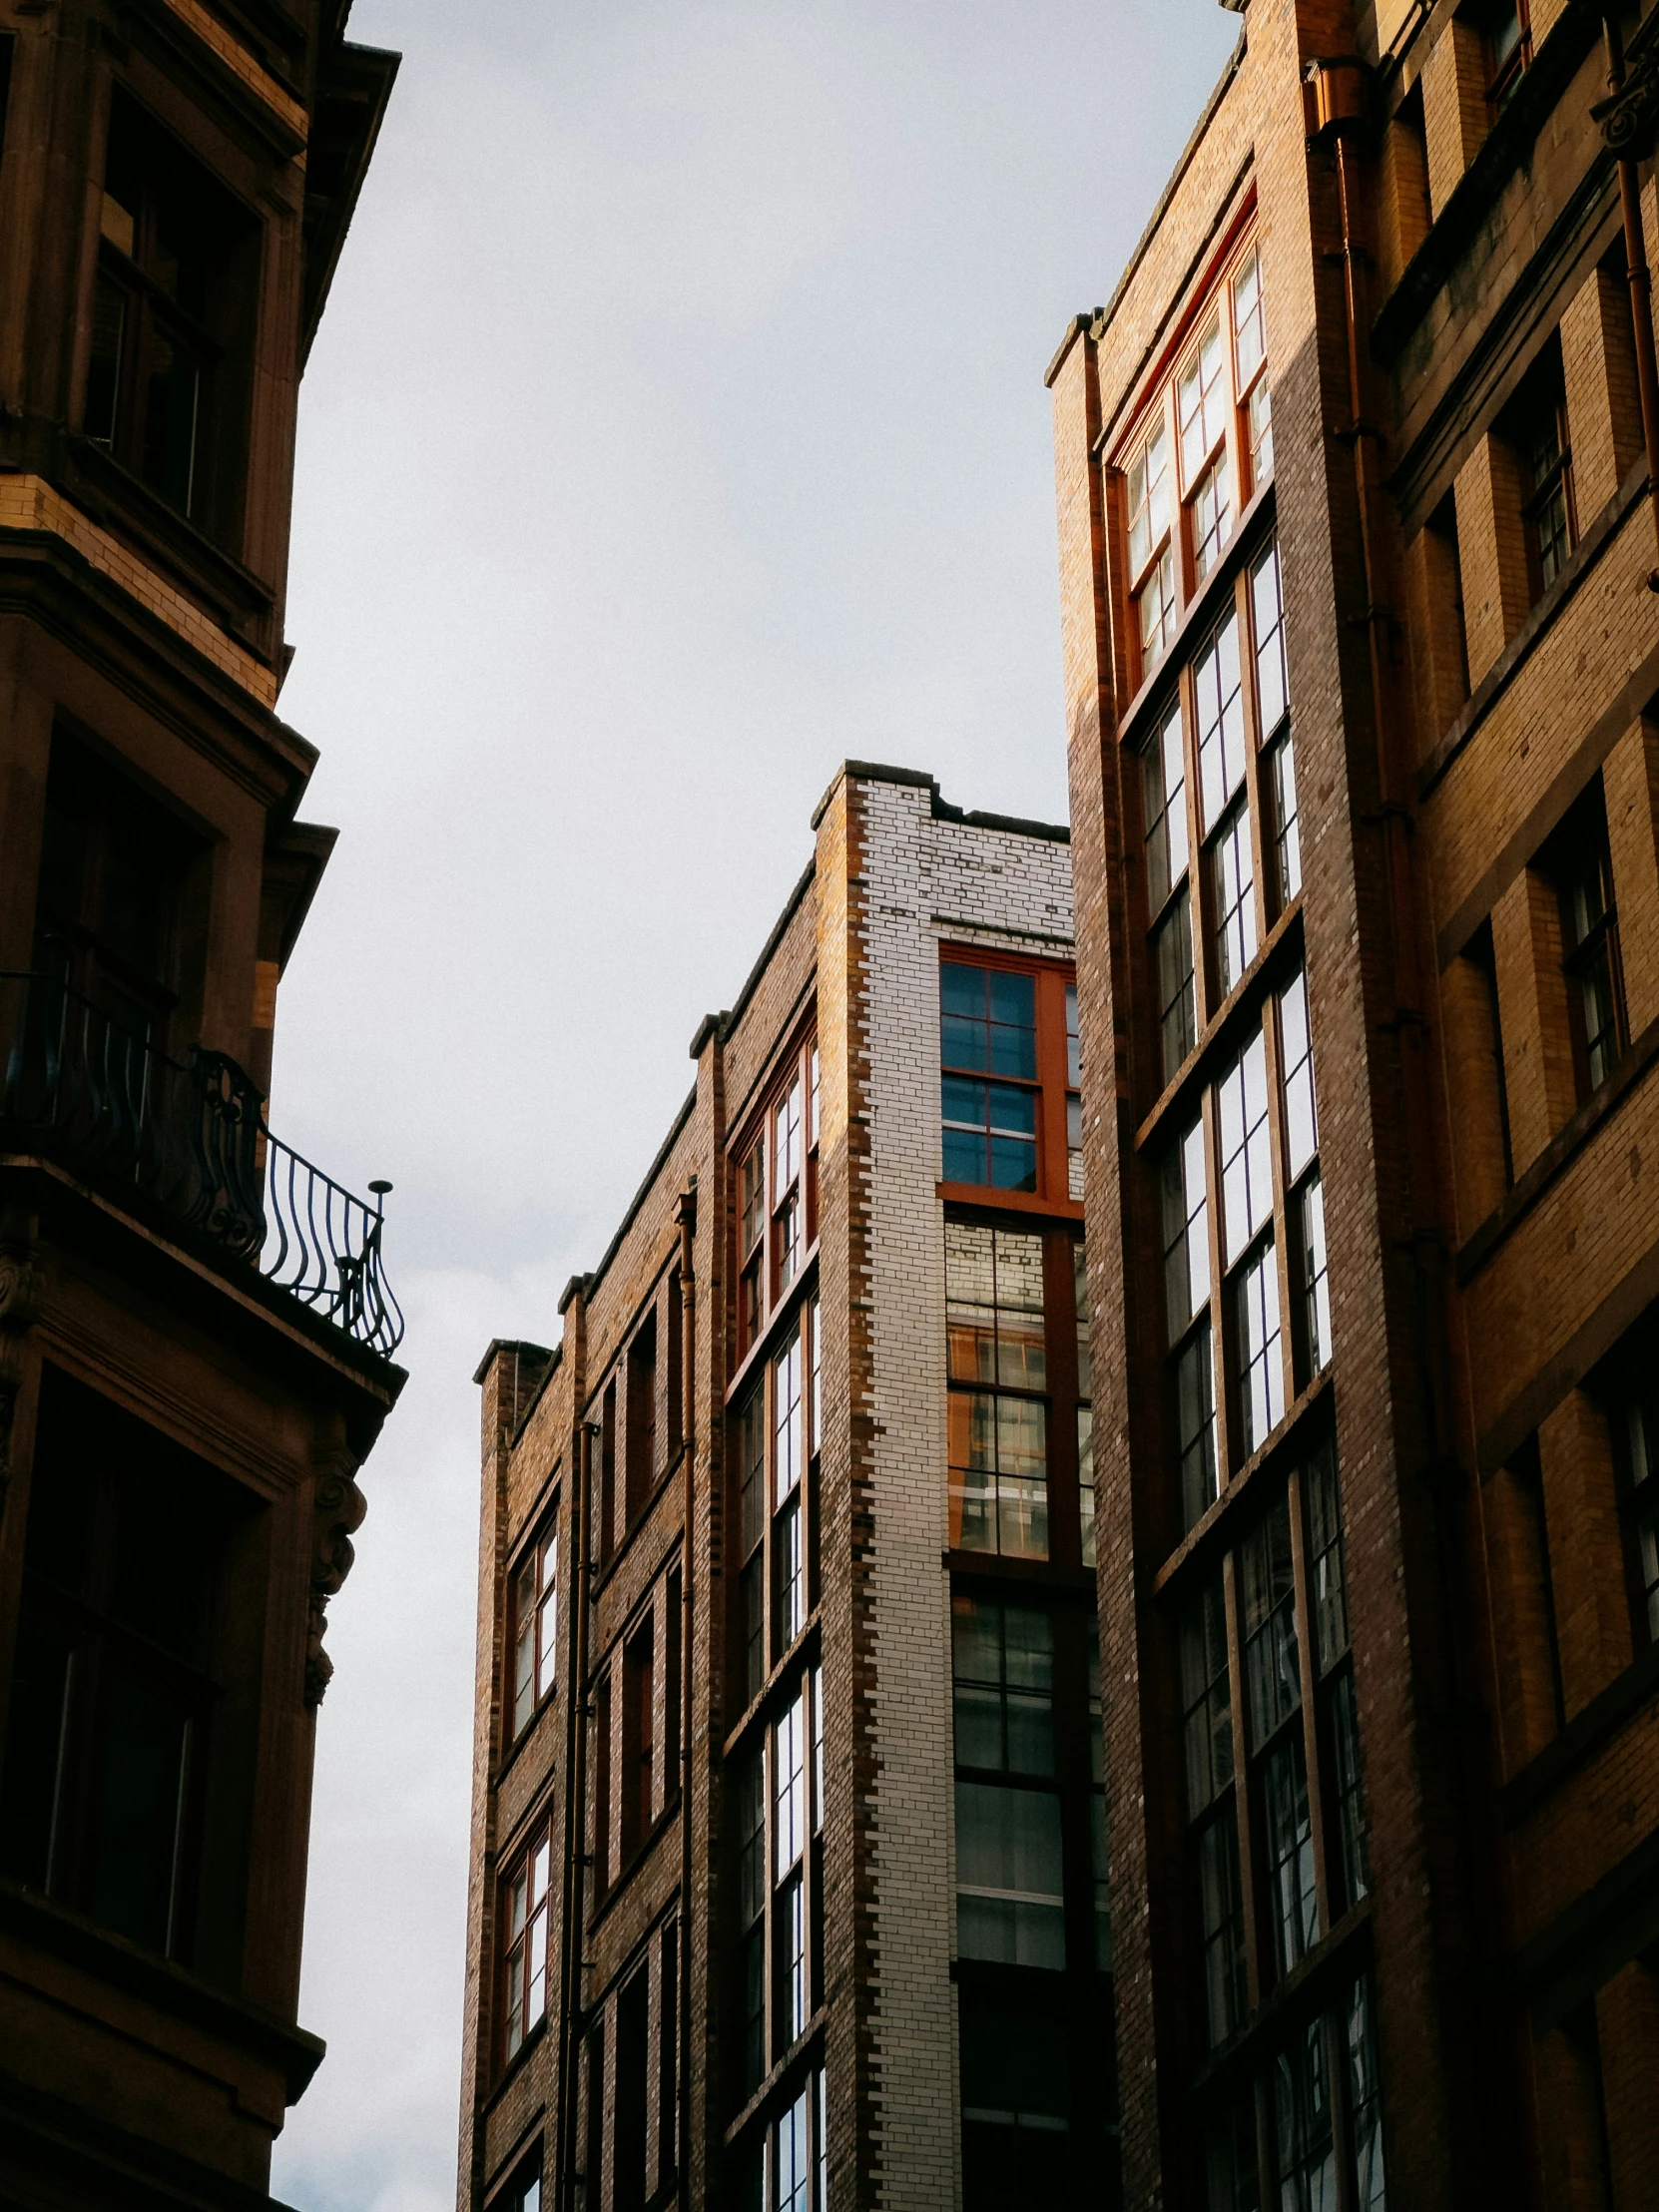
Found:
1221,1548 -> 1264,2014
1200,1083 -> 1230,1497
1259,991 -> 1297,1423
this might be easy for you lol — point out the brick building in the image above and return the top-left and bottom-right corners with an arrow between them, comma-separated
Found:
1050,0 -> 1659,2206
460,766 -> 1116,2212
0,4 -> 402,2206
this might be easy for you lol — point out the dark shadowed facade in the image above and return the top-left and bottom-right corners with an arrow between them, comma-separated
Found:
1052,0 -> 1659,2205
0,4 -> 403,2206
459,767 -> 1116,2212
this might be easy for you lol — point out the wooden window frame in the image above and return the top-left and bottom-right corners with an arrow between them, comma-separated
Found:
937,949 -> 1081,1214
500,1819 -> 553,2069
736,1031 -> 820,1354
1113,223 -> 1273,697
507,1512 -> 559,1747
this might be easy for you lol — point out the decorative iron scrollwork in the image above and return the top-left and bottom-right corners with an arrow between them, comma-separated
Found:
1593,13 -> 1659,156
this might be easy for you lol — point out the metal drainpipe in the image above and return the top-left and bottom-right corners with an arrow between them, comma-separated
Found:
675,1180 -> 697,2212
1599,9 -> 1659,588
557,1415 -> 598,2212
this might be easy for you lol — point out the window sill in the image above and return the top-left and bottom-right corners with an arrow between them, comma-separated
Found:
723,2008 -> 828,2147
1186,1898 -> 1373,2097
60,436 -> 276,634
1151,1370 -> 1334,1600
935,1181 -> 1083,1222
481,2010 -> 549,2119
724,1248 -> 821,1409
592,1445 -> 689,1602
941,1549 -> 1096,1593
1455,1009 -> 1659,1291
0,1874 -> 324,2100
589,1789 -> 684,1932
722,1612 -> 822,1763
1134,899 -> 1304,1155
1500,1638 -> 1659,1829
1114,477 -> 1276,760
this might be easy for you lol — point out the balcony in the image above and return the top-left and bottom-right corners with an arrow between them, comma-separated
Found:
0,972 -> 403,1358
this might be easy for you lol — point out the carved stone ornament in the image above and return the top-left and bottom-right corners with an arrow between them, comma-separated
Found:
1593,18 -> 1659,157
0,1249 -> 43,1335
304,1455 -> 367,1711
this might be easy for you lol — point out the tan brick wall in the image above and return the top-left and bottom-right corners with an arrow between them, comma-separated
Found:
1536,1389 -> 1634,1719
1479,1457 -> 1562,1775
1421,18 -> 1487,222
1604,718 -> 1659,1037
1377,104 -> 1430,297
1560,264 -> 1643,523
1438,949 -> 1509,1241
1492,866 -> 1578,1176
1455,431 -> 1531,687
1402,512 -> 1469,761
1532,2016 -> 1614,2212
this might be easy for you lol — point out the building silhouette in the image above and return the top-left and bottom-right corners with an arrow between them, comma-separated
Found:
0,4 -> 402,2206
460,768 -> 1113,2212
1051,0 -> 1659,2204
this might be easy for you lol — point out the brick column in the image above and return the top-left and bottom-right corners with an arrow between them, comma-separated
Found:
1536,1390 -> 1634,1719
1455,432 -> 1531,684
1560,264 -> 1643,522
1603,717 -> 1659,1036
1376,105 -> 1429,296
1491,867 -> 1578,1173
1596,1959 -> 1659,2210
1421,18 -> 1487,220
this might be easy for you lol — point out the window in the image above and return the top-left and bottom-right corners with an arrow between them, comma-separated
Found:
503,1824 -> 552,2064
1181,1577 -> 1244,2046
941,964 -> 1038,1191
1218,1029 -> 1273,1267
1480,0 -> 1531,109
1549,785 -> 1623,1098
1252,542 -> 1299,907
1144,697 -> 1196,1085
495,2162 -> 543,2212
1617,1388 -> 1659,1646
1129,417 -> 1176,677
0,1369 -> 243,1966
733,1670 -> 827,2104
1244,1496 -> 1318,1975
32,732 -> 197,1057
729,1211 -> 819,1717
1510,339 -> 1574,598
600,1379 -> 617,1563
946,1222 -> 1047,1558
1115,230 -> 1271,684
1279,969 -> 1328,1382
626,1308 -> 657,1525
1195,611 -> 1257,997
1179,1322 -> 1221,1531
510,1518 -> 558,1739
621,1619 -> 655,1861
959,1991 -> 1075,2208
1075,1241 -> 1095,1566
741,2068 -> 829,2212
615,1967 -> 650,2212
85,92 -> 258,542
1154,896 -> 1198,1089
1177,1444 -> 1378,2168
737,1034 -> 819,1349
944,1223 -> 1090,1567
1234,243 -> 1272,492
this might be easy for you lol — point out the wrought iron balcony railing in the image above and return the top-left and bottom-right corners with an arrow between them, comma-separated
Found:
0,971 -> 404,1358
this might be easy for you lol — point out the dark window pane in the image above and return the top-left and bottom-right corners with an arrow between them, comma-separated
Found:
0,1629 -> 71,1890
89,1668 -> 188,1954
1242,1493 -> 1300,1745
954,1782 -> 1065,1967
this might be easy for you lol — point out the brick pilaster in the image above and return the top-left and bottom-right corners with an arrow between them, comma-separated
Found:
1491,867 -> 1578,1176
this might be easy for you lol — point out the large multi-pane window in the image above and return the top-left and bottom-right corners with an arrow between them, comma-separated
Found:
1118,229 -> 1274,694
1615,1389 -> 1659,1647
1548,781 -> 1624,1101
737,1034 -> 820,1351
502,1824 -> 552,2064
509,1517 -> 558,1742
1133,532 -> 1297,1124
1172,1443 -> 1381,2204
735,1299 -> 821,1710
951,1594 -> 1111,2205
742,2066 -> 829,2212
939,956 -> 1079,1202
945,1223 -> 1092,1568
734,1666 -> 826,2099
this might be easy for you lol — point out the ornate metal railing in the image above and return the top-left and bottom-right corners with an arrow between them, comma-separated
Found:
0,972 -> 404,1357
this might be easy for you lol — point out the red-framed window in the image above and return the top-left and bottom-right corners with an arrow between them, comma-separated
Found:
509,1517 -> 558,1742
939,952 -> 1079,1209
737,1032 -> 820,1355
502,1823 -> 552,2065
1116,222 -> 1273,695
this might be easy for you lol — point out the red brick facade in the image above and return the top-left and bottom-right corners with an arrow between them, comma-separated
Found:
1053,3 -> 1659,2206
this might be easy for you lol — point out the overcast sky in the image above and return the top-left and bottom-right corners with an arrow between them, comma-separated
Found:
266,6 -> 1240,2207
